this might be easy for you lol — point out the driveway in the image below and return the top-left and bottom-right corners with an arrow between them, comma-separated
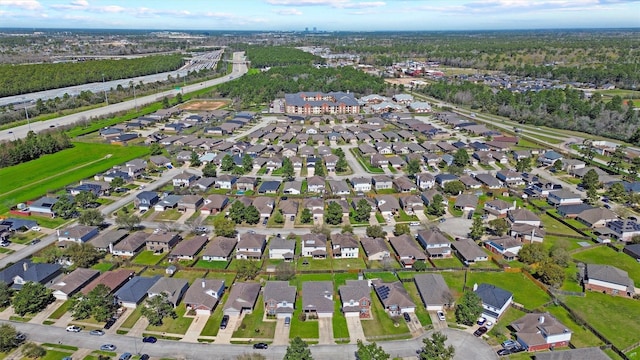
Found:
181,314 -> 209,343
429,311 -> 449,330
438,217 -> 472,239
405,312 -> 424,335
318,317 -> 334,345
345,316 -> 365,344
215,314 -> 241,344
272,317 -> 290,346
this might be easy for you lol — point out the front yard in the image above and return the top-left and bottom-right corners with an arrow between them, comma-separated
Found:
146,304 -> 193,335
232,294 -> 276,339
362,292 -> 410,339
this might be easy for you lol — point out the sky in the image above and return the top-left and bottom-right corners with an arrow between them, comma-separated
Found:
0,0 -> 638,31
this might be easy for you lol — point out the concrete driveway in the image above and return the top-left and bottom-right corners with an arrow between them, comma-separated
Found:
429,311 -> 449,330
438,217 -> 472,239
215,314 -> 241,344
318,317 -> 334,345
272,317 -> 291,346
405,312 -> 424,335
345,316 -> 365,344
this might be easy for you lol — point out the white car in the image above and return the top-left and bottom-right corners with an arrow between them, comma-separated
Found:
66,325 -> 81,332
437,311 -> 446,321
409,222 -> 420,226
31,226 -> 41,231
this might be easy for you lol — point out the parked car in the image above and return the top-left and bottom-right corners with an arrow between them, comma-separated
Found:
290,215 -> 295,221
436,311 -> 446,321
142,336 -> 157,343
502,340 -> 519,349
410,222 -> 420,226
66,325 -> 82,332
477,317 -> 487,326
139,355 -> 150,360
403,312 -> 411,322
195,226 -> 208,233
118,353 -> 132,360
284,317 -> 290,326
14,332 -> 26,344
100,344 -> 117,351
104,318 -> 116,329
30,239 -> 41,245
0,241 -> 10,247
473,326 -> 488,337
497,348 -> 512,356
220,315 -> 229,330
262,217 -> 268,225
30,226 -> 41,231
252,343 -> 268,349
89,330 -> 105,336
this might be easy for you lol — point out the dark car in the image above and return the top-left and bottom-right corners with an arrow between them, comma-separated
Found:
30,239 -> 41,245
497,348 -> 512,356
220,315 -> 229,330
262,217 -> 268,225
473,326 -> 488,337
252,342 -> 268,349
139,355 -> 150,360
403,312 -> 411,322
103,318 -> 116,329
142,336 -> 157,343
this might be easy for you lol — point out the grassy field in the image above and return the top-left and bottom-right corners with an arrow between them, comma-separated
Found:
232,294 -> 276,339
540,214 -> 584,237
132,250 -> 166,266
466,272 -> 551,310
120,306 -> 144,329
172,269 -> 208,285
362,292 -> 410,338
572,246 -> 640,286
544,304 -> 604,348
562,292 -> 640,349
194,259 -> 229,270
0,142 -> 148,213
47,301 -> 70,320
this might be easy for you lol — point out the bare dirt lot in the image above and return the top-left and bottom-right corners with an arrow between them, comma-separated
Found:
180,100 -> 228,111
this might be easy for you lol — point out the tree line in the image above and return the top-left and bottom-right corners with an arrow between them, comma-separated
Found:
0,54 -> 184,97
241,46 -> 324,68
0,131 -> 72,168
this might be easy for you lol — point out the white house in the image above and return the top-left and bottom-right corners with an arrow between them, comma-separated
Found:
474,283 -> 513,323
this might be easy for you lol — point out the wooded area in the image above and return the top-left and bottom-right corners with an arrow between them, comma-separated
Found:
0,131 -> 72,168
242,46 -> 324,67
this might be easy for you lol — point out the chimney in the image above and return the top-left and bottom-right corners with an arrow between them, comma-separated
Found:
472,283 -> 478,291
22,262 -> 28,272
539,315 -> 545,324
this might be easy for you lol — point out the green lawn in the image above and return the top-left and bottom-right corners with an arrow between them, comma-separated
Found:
572,246 -> 640,286
172,269 -> 207,285
200,288 -> 231,337
204,272 -> 237,286
362,292 -> 410,338
364,272 -> 399,282
290,296 -> 319,339
90,262 -> 115,272
431,256 -> 464,269
466,272 -> 551,310
544,304 -> 604,348
291,273 -> 334,290
403,282 -> 433,326
332,258 -> 366,271
154,209 -> 182,221
0,142 -> 149,213
232,294 -> 276,339
120,306 -> 144,329
296,258 -> 332,271
194,259 -> 229,270
627,345 -> 640,359
395,210 -> 418,222
132,250 -> 166,266
333,273 -> 359,288
486,306 -> 527,345
540,214 -> 584,237
47,301 -> 70,320
333,298 -> 349,340
36,349 -> 73,360
562,292 -> 640,349
146,304 -> 193,334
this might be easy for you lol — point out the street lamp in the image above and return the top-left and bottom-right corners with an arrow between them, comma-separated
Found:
102,74 -> 109,105
24,106 -> 31,130
133,84 -> 138,111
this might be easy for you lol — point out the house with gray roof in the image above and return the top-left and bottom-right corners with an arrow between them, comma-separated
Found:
452,238 -> 489,265
51,268 -> 100,300
388,234 -> 426,268
264,281 -> 296,318
360,237 -> 390,261
454,194 -> 478,212
154,194 -> 183,211
236,233 -> 266,260
169,235 -> 208,261
114,276 -> 160,308
331,233 -> 359,259
474,283 -> 513,323
111,231 -> 148,257
301,233 -> 328,258
372,279 -> 415,316
183,278 -> 225,315
0,259 -> 62,290
90,229 -> 128,252
28,196 -> 58,217
269,237 -> 295,261
147,277 -> 189,307
582,264 -> 634,297
339,280 -> 372,318
57,225 -> 99,244
302,281 -> 334,318
146,231 -> 181,253
224,282 -> 261,316
201,236 -> 237,262
416,229 -> 452,258
414,273 -> 453,311
576,208 -> 618,228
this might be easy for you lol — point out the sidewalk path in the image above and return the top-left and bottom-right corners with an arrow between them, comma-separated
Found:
181,314 -> 209,343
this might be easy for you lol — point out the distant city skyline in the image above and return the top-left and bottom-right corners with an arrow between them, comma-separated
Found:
1,0 -> 639,31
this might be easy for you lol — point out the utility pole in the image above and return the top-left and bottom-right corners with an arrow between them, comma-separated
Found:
24,105 -> 31,130
102,74 -> 109,105
133,84 -> 138,111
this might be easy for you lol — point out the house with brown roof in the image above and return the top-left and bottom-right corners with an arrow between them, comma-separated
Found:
201,236 -> 236,262
508,209 -> 541,227
183,278 -> 225,315
400,195 -> 424,215
452,238 -> 489,265
484,199 -> 516,217
252,197 -> 275,218
376,195 -> 400,217
576,208 -> 618,228
301,233 -> 328,258
51,268 -> 100,300
388,234 -> 426,268
393,176 -> 416,193
236,232 -> 266,260
339,280 -> 372,318
236,177 -> 257,191
201,194 -> 229,215
331,233 -> 359,259
416,229 -> 452,258
146,232 -> 181,253
81,269 -> 134,295
111,231 -> 149,257
279,199 -> 299,219
223,282 -> 261,316
414,273 -> 453,311
307,176 -> 326,193
147,277 -> 189,307
169,235 -> 208,261
264,281 -> 296,318
177,195 -> 204,212
360,237 -> 390,261
510,313 -> 572,352
372,279 -> 415,316
302,281 -> 334,318
454,194 -> 478,212
484,236 -> 522,261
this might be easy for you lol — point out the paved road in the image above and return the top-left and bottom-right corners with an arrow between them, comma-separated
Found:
3,321 -> 497,360
0,52 -> 248,142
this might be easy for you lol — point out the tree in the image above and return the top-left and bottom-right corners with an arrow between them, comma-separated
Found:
236,260 -> 261,280
21,342 -> 46,359
52,195 -> 76,219
552,159 -> 563,172
244,205 -> 261,225
149,143 -> 163,156
78,209 -> 104,226
116,212 -> 141,230
405,158 -> 421,177
273,209 -> 285,224
229,200 -> 246,224
141,293 -> 176,326
342,224 -> 353,234
366,225 -> 386,238
443,181 -> 464,195
427,194 -> 446,216
242,154 -> 253,173
175,92 -> 183,104
580,140 -> 596,163
446,165 -> 464,176
70,284 -> 115,322
202,162 -> 217,177
110,177 -> 125,190
538,261 -> 565,288
394,223 -> 410,236
12,282 -> 53,316
40,246 -> 63,264
453,148 -> 469,167
469,216 -> 485,241
311,224 -> 332,239
281,158 -> 295,181
488,218 -> 509,236
213,216 -> 236,237
221,154 -> 235,171
515,157 -> 532,173
275,262 -> 296,281
354,198 -> 371,223
586,187 -> 599,205
301,208 -> 313,224
550,247 -> 571,268
162,97 -> 170,109
284,337 -> 313,360
454,291 -> 483,326
628,157 -> 640,180
0,324 -> 18,352
418,331 -> 455,360
325,201 -> 343,225
356,340 -> 390,360
65,242 -> 102,268
630,235 -> 640,244
74,191 -> 97,209
608,145 -> 626,172
0,283 -> 12,308
582,169 -> 600,190
314,160 -> 325,176
413,261 -> 427,271
606,182 -> 628,203
336,157 -> 349,173
518,242 -> 548,264
190,151 -> 201,167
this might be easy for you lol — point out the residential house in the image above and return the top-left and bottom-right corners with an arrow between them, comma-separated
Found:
236,177 -> 257,191
372,279 -> 415,316
557,204 -> 594,218
459,175 -> 482,189
215,175 -> 237,190
223,282 -> 262,316
183,279 -> 226,315
331,233 -> 359,258
547,190 -> 583,207
435,174 -> 459,187
496,170 -> 525,187
201,237 -> 237,262
169,236 -> 208,261
252,197 -> 275,218
236,232 -> 266,260
376,195 -> 400,218
581,264 -> 634,297
351,177 -> 372,193
282,181 -> 302,195
191,177 -> 216,192
90,229 -> 128,252
0,260 -> 61,290
576,208 -> 618,228
307,176 -> 326,193
269,237 -> 296,261
372,175 -> 393,190
484,199 -> 516,217
360,237 -> 390,261
154,195 -> 182,212
454,194 -> 478,212
508,209 -> 542,227
201,195 -> 229,215
113,276 -> 160,308
258,180 -> 281,194
484,236 -> 523,261
177,195 -> 204,212
339,280 -> 372,318
146,232 -> 181,253
147,277 -> 189,307
57,225 -> 99,244
538,151 -> 563,166
388,234 -> 427,268
302,281 -> 334,318
393,176 -> 417,193
414,274 -> 453,311
135,191 -> 159,211
416,173 -> 435,190
172,171 -> 197,187
511,313 -> 572,352
475,173 -> 503,189
301,233 -> 328,258
453,238 -> 489,265
510,224 -> 546,243
263,281 -> 296,318
328,180 -> 351,196
81,269 -> 134,295
474,283 -> 513,323
606,219 -> 640,241
111,231 -> 148,257
51,268 -> 100,300
623,244 -> 640,261
416,229 -> 452,258
279,200 -> 299,220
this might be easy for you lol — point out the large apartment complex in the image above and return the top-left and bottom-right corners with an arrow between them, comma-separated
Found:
284,91 -> 360,115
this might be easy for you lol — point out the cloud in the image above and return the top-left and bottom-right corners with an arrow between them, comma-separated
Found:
415,0 -> 637,14
50,0 -> 89,10
275,8 -> 303,15
266,0 -> 385,8
0,0 -> 42,10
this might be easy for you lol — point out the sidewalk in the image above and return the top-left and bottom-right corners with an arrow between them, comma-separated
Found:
0,306 -> 15,321
181,314 -> 209,343
53,312 -> 73,327
127,316 -> 150,338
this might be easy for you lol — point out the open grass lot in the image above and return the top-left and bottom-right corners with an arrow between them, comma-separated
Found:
540,214 -> 584,237
90,262 -> 114,272
291,273 -> 333,290
572,246 -> 640,286
542,235 -> 587,252
139,267 -> 166,277
333,298 -> 349,340
0,142 -> 148,213
466,272 -> 551,310
543,304 -> 604,348
362,293 -> 410,338
431,256 -> 464,269
204,272 -> 237,286
132,250 -> 166,266
332,258 -> 366,271
172,269 -> 207,285
403,282 -> 432,326
627,345 -> 640,359
154,209 -> 182,221
232,294 -> 276,339
333,272 -> 359,288
37,349 -> 73,360
146,304 -> 193,334
47,300 -> 70,320
562,292 -> 640,349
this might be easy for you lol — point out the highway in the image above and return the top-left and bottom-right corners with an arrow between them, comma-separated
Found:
0,51 -> 248,142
